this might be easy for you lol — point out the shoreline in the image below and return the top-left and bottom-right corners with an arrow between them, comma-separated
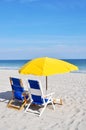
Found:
0,68 -> 86,74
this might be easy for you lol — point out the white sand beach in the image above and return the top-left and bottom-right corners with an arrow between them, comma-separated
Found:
0,69 -> 86,130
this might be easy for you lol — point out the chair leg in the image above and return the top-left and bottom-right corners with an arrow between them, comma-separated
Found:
19,101 -> 27,110
7,99 -> 27,110
39,104 -> 47,117
25,101 -> 32,112
51,101 -> 55,110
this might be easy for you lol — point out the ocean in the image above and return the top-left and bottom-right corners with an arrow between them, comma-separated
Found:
0,59 -> 86,73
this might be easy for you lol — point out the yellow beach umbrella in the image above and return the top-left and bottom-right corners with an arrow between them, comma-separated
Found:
19,57 -> 78,90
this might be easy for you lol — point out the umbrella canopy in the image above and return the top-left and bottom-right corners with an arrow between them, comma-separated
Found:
19,57 -> 78,90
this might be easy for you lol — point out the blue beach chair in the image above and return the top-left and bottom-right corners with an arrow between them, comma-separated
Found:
25,79 -> 55,116
7,77 -> 29,110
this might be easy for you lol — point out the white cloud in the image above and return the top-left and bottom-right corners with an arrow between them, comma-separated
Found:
0,35 -> 86,59
0,43 -> 86,59
0,35 -> 86,46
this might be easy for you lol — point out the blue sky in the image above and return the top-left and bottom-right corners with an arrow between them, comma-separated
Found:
0,0 -> 86,59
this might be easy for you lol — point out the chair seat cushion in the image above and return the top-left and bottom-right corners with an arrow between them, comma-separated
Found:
14,91 -> 24,100
32,95 -> 50,105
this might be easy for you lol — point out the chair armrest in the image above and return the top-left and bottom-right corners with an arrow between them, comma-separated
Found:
22,91 -> 29,100
22,91 -> 29,96
45,92 -> 55,98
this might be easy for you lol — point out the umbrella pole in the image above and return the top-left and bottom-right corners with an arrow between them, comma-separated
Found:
46,76 -> 48,90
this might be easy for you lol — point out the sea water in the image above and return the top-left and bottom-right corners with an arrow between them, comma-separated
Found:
65,59 -> 86,73
0,60 -> 29,70
0,59 -> 86,73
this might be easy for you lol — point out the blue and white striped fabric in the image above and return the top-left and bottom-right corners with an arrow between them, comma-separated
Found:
26,79 -> 55,116
28,80 -> 47,105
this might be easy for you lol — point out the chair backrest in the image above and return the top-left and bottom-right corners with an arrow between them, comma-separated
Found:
10,77 -> 24,92
28,79 -> 45,105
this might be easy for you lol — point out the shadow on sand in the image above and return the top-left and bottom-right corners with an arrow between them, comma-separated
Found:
0,91 -> 12,103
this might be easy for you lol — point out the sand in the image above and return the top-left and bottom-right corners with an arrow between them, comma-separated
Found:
0,69 -> 86,130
